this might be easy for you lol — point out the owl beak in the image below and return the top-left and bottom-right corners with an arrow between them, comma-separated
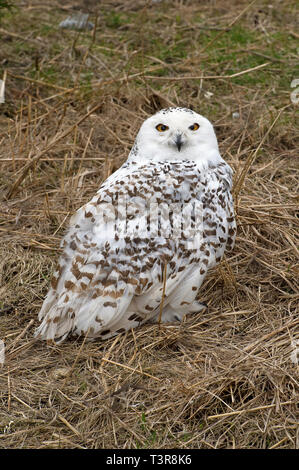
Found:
174,133 -> 184,152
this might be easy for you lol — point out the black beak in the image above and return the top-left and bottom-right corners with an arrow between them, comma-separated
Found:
175,134 -> 183,152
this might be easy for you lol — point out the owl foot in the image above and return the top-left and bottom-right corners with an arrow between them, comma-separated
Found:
156,301 -> 207,324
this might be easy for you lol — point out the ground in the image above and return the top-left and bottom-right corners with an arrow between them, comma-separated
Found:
0,0 -> 298,449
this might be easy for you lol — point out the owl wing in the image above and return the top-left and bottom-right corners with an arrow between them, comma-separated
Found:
214,161 -> 236,254
35,164 -> 140,342
200,161 -> 236,264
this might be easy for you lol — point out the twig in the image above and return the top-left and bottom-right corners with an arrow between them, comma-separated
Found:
251,51 -> 291,64
6,101 -> 104,199
289,30 -> 299,39
101,357 -> 161,382
0,27 -> 42,45
207,400 -> 295,420
243,318 -> 299,354
201,0 -> 258,53
96,115 -> 129,147
233,104 -> 290,201
103,405 -> 146,446
269,437 -> 289,449
6,319 -> 35,353
61,328 -> 91,387
143,62 -> 269,81
7,71 -> 70,91
58,414 -> 81,438
99,335 -> 121,394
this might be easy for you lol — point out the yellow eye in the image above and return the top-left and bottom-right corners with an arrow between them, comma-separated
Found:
189,123 -> 199,131
156,123 -> 169,132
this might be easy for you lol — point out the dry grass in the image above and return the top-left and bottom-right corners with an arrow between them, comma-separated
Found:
0,0 -> 298,449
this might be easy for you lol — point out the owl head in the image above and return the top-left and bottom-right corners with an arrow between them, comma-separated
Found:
130,107 -> 220,163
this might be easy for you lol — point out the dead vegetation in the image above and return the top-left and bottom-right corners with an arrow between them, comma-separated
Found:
0,0 -> 298,449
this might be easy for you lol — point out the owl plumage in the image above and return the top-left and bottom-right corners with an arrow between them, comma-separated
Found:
35,107 -> 236,342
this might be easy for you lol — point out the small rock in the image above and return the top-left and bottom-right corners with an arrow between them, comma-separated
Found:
51,367 -> 71,379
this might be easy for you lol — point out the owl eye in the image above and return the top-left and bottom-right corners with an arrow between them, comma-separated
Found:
189,123 -> 200,131
156,123 -> 169,132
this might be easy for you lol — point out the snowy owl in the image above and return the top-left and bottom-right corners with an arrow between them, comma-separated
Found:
35,107 -> 236,342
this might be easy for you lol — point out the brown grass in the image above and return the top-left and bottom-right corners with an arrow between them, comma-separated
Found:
0,0 -> 298,449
